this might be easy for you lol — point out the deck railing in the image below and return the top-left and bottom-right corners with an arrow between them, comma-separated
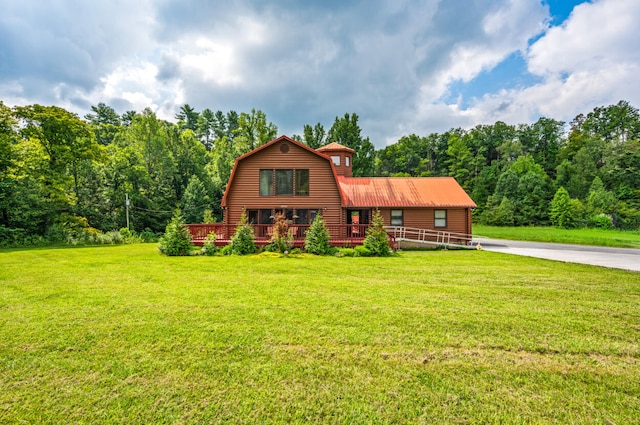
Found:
185,223 -> 375,247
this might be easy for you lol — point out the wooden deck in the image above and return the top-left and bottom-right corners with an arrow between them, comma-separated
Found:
185,223 -> 386,248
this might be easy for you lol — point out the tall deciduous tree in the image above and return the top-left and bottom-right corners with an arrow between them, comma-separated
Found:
85,103 -> 122,146
518,117 -> 565,176
0,101 -> 20,229
583,100 -> 640,144
302,123 -> 326,149
13,104 -> 100,224
181,175 -> 211,223
120,108 -> 176,230
446,133 -> 473,190
587,176 -> 616,214
233,109 -> 278,155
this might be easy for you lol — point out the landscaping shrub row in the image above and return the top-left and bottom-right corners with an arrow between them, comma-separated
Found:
159,209 -> 393,257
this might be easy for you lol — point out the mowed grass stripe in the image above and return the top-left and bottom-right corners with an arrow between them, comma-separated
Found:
1,244 -> 639,424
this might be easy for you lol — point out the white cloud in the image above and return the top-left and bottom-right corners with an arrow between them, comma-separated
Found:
470,62 -> 640,124
410,0 -> 548,134
174,39 -> 242,86
456,0 -> 640,128
1,0 -> 639,147
528,0 -> 640,76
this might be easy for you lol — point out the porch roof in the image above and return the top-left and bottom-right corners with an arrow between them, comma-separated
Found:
337,176 -> 477,208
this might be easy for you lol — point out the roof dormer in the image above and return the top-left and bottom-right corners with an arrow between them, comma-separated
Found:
317,142 -> 355,177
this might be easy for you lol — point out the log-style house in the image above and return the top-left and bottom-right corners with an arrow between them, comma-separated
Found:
188,135 -> 476,247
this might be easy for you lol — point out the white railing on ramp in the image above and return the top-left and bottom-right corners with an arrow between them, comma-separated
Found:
385,226 -> 476,249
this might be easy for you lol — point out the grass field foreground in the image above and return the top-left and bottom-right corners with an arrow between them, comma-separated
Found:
1,244 -> 639,423
473,224 -> 640,248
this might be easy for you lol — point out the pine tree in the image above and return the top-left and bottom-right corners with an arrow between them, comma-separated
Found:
363,209 -> 391,256
304,214 -> 331,255
158,209 -> 193,256
181,175 -> 210,223
550,187 -> 575,228
229,210 -> 256,255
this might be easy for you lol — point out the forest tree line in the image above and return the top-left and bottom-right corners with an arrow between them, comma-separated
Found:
1,99 -> 639,245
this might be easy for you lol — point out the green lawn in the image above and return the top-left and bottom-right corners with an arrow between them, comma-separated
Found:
1,244 -> 639,424
474,224 -> 640,248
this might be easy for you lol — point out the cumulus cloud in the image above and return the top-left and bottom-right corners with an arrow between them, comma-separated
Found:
451,0 -> 640,130
0,0 -> 639,147
528,0 -> 640,75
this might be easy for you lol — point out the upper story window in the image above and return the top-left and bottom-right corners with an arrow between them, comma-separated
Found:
331,155 -> 341,166
276,169 -> 293,195
295,169 -> 309,196
260,169 -> 274,196
345,156 -> 351,167
260,169 -> 309,197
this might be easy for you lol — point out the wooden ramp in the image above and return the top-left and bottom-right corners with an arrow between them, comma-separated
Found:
385,226 -> 476,249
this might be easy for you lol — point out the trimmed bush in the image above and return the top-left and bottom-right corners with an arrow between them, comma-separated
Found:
140,228 -> 160,243
338,248 -> 356,257
588,213 -> 614,229
201,231 -> 218,256
354,245 -> 372,257
158,209 -> 193,256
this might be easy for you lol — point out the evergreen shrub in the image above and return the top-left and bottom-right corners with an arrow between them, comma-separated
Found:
363,209 -> 391,256
304,214 -> 331,255
158,209 -> 193,256
229,210 -> 257,255
354,245 -> 372,257
201,231 -> 218,256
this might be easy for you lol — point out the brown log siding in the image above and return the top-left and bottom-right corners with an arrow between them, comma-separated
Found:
224,140 -> 343,226
377,207 -> 471,235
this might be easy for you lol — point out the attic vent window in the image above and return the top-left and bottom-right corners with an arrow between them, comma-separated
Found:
280,143 -> 289,153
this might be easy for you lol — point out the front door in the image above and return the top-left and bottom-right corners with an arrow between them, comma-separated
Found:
346,209 -> 370,225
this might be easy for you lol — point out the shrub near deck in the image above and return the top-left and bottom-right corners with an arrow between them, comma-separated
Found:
0,244 -> 639,423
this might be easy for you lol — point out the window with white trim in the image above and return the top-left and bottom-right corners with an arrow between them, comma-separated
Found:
330,155 -> 341,166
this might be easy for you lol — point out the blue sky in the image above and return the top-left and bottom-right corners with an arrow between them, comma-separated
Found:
445,0 -> 580,109
1,0 -> 639,147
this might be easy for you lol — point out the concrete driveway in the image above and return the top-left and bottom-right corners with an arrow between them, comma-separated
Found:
474,238 -> 640,272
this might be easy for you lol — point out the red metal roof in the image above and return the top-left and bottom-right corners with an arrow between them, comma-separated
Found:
337,176 -> 477,208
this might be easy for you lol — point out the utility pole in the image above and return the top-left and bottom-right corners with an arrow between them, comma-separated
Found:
125,193 -> 130,230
